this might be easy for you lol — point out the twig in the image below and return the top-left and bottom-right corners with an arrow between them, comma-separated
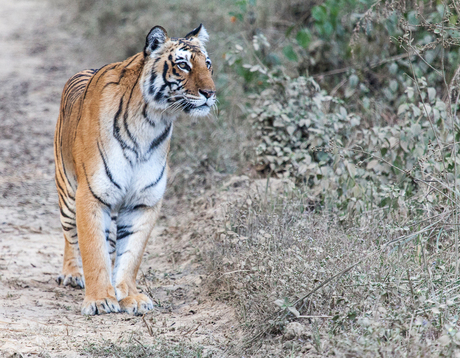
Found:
312,53 -> 411,79
217,269 -> 251,279
142,314 -> 154,337
407,269 -> 415,301
132,337 -> 149,354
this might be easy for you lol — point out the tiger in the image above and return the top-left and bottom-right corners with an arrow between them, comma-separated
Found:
54,24 -> 216,315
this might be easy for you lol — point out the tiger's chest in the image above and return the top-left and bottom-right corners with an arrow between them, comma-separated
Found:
91,120 -> 172,210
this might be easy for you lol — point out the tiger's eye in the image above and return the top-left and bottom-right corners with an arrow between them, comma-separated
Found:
177,62 -> 191,71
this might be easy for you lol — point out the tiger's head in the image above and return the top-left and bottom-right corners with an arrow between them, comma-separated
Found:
142,24 -> 216,117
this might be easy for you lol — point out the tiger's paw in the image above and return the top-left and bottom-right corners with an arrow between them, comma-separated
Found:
56,271 -> 85,289
119,294 -> 154,315
81,296 -> 121,315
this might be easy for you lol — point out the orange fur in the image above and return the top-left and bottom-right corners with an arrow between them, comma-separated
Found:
54,25 -> 215,315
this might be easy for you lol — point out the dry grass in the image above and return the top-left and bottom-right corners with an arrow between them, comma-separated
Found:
203,186 -> 460,356
83,336 -> 213,358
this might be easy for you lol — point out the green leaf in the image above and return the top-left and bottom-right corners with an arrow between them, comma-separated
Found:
312,5 -> 327,22
349,74 -> 359,88
389,62 -> 398,75
283,45 -> 298,62
427,87 -> 436,102
389,80 -> 398,92
323,22 -> 334,37
296,29 -> 311,49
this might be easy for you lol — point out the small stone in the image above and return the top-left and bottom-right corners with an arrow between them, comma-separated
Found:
302,343 -> 314,352
283,322 -> 311,340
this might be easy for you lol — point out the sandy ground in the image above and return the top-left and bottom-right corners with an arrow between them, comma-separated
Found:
0,1 -> 238,356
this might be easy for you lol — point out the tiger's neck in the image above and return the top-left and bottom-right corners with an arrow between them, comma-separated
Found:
110,53 -> 176,163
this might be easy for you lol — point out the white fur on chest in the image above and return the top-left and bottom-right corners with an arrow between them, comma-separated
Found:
92,111 -> 173,210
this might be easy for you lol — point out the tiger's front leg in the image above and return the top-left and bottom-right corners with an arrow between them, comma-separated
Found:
76,183 -> 121,315
113,201 -> 162,315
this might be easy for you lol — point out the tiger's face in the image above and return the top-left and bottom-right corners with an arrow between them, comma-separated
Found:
142,24 -> 216,117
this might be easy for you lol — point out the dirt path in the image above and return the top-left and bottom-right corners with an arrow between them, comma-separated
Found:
0,1 -> 236,356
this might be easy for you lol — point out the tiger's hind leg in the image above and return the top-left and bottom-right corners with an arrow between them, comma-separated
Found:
56,198 -> 85,289
113,201 -> 162,315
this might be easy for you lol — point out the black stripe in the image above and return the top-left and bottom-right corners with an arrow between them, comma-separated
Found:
57,145 -> 75,200
147,124 -> 171,154
132,204 -> 149,210
102,81 -> 120,90
59,206 -> 73,220
154,83 -> 167,101
94,64 -> 116,85
154,61 -> 170,102
58,191 -> 76,215
117,225 -> 134,240
112,97 -> 138,163
141,164 -> 166,192
62,224 -> 75,231
124,54 -> 140,68
97,141 -> 122,190
82,164 -> 112,208
124,108 -> 139,148
81,67 -> 99,102
117,250 -> 131,257
148,71 -> 157,95
123,73 -> 142,149
112,97 -> 125,147
57,165 -> 74,200
55,176 -> 68,197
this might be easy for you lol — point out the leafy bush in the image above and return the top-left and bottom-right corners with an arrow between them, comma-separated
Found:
251,71 -> 457,220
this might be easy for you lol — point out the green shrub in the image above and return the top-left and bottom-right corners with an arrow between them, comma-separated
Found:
251,71 -> 455,220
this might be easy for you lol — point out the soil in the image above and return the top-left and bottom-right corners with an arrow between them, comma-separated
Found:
0,1 -> 239,356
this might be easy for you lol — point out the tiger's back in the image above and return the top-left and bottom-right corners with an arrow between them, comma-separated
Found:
55,68 -> 98,188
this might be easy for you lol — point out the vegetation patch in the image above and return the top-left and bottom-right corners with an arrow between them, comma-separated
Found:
207,190 -> 460,356
83,337 -> 214,358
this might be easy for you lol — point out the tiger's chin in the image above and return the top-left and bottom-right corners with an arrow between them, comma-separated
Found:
187,104 -> 212,117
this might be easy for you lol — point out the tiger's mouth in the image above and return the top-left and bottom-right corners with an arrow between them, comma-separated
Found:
190,103 -> 211,110
164,94 -> 215,116
185,103 -> 212,116
181,99 -> 213,110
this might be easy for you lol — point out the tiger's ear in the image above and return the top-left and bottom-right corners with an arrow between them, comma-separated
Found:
185,24 -> 209,44
144,26 -> 168,56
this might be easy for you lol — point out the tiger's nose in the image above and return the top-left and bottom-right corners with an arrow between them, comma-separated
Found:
199,89 -> 215,99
